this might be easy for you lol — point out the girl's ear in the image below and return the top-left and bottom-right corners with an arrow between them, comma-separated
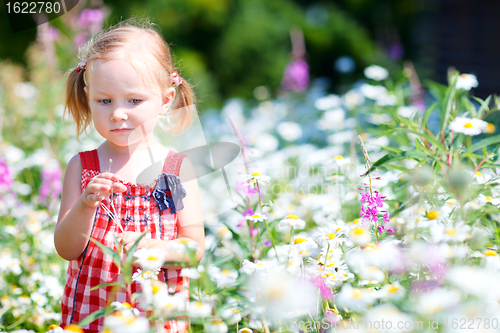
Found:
84,86 -> 89,98
160,87 -> 175,115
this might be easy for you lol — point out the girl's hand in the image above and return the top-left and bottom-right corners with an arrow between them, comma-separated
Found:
81,172 -> 127,208
121,231 -> 148,252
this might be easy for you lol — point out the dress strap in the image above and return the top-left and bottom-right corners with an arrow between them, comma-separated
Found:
79,150 -> 101,172
162,150 -> 186,177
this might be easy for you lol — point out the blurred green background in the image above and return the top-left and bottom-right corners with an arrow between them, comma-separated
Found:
0,0 -> 418,109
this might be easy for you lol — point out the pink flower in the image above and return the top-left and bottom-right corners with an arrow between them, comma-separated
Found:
282,59 -> 309,92
39,163 -> 62,204
0,158 -> 13,192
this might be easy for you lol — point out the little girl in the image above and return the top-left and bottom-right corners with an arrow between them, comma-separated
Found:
54,19 -> 205,333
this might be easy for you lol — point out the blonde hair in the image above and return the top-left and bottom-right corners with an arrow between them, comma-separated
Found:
64,18 -> 194,139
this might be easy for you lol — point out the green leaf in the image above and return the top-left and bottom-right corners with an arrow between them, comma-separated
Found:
473,95 -> 491,117
123,230 -> 148,283
89,282 -> 126,291
415,138 -> 429,154
421,102 -> 438,129
469,135 -> 500,152
77,308 -> 107,327
441,74 -> 458,132
87,236 -> 123,271
362,150 -> 428,176
380,146 -> 404,153
462,95 -> 477,118
477,164 -> 500,170
418,131 -> 446,153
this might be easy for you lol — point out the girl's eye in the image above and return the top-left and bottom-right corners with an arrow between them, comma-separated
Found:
131,99 -> 142,105
99,99 -> 111,105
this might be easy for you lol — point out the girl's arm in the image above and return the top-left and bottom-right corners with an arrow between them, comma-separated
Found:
123,157 -> 205,269
54,154 -> 127,261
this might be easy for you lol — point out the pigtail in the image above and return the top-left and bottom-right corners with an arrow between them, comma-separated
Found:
64,64 -> 91,140
169,76 -> 195,135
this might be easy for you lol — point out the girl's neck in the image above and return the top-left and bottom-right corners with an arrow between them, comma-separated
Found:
98,138 -> 169,179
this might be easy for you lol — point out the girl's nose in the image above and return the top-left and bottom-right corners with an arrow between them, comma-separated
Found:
110,107 -> 128,121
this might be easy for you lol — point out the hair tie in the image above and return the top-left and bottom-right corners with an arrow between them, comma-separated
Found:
171,71 -> 183,87
76,59 -> 87,72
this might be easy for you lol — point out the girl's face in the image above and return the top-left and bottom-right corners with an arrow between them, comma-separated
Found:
84,57 -> 174,150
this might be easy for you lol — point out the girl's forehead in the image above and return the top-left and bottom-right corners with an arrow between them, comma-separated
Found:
87,58 -> 160,94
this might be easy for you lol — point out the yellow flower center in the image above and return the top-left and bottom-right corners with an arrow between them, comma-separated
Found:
63,324 -> 84,333
266,288 -> 285,300
222,270 -> 231,276
445,228 -> 457,236
334,155 -> 344,160
326,233 -> 336,239
484,250 -> 498,256
178,239 -> 190,244
352,289 -> 363,299
47,324 -> 59,330
427,210 -> 440,220
251,172 -> 261,177
464,122 -> 473,128
252,214 -> 260,219
475,171 -> 482,177
152,285 -> 161,294
388,285 -> 399,293
285,214 -> 299,219
460,74 -> 468,78
329,308 -> 339,315
122,302 -> 132,308
353,227 -> 366,235
147,255 -> 158,261
294,237 -> 307,244
421,184 -> 432,191
487,123 -> 496,133
486,196 -> 493,201
240,329 -> 253,333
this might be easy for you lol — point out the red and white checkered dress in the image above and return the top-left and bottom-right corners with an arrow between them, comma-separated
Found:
60,149 -> 189,333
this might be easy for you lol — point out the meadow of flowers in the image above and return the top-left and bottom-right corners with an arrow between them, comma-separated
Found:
3,10 -> 500,333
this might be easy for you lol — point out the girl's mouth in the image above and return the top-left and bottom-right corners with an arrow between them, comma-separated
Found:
111,128 -> 132,133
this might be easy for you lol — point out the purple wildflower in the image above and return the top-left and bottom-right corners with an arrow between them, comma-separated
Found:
282,59 -> 309,92
236,181 -> 258,197
264,239 -> 272,247
360,192 -> 370,204
250,228 -> 258,237
39,163 -> 62,204
313,276 -> 334,300
359,188 -> 390,230
77,9 -> 104,34
0,158 -> 13,192
242,206 -> 254,218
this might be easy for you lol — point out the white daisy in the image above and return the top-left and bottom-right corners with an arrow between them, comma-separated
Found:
378,281 -> 406,300
189,301 -> 212,317
456,73 -> 478,90
180,267 -> 201,279
245,172 -> 271,184
315,94 -> 342,110
349,226 -> 372,246
246,213 -> 265,223
449,116 -> 487,136
132,268 -> 160,283
134,248 -> 167,271
397,105 -> 420,118
278,214 -> 306,230
204,319 -> 228,333
364,65 -> 389,81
